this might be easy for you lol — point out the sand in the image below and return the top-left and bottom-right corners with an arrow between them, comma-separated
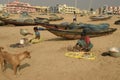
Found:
0,14 -> 120,80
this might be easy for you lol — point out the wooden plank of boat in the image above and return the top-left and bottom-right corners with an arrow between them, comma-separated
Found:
47,28 -> 117,39
41,22 -> 84,30
41,23 -> 69,30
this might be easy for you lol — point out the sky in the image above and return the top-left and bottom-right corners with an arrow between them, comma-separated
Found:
0,0 -> 120,10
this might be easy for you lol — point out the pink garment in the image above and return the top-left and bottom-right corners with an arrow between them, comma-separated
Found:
84,36 -> 90,44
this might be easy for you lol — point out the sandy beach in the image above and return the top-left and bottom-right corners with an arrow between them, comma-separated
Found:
0,14 -> 120,80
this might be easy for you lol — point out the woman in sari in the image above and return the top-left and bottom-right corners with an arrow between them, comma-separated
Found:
73,32 -> 93,52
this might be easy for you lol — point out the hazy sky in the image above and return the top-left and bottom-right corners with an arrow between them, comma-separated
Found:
0,0 -> 120,10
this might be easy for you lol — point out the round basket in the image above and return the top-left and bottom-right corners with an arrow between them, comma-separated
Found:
109,47 -> 119,53
20,29 -> 28,36
108,47 -> 120,57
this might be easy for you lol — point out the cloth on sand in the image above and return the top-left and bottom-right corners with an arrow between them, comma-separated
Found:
65,52 -> 96,60
30,37 -> 43,44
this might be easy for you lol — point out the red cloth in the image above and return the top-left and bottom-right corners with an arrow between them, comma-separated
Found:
85,36 -> 90,44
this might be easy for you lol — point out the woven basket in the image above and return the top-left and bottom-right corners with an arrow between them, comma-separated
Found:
20,29 -> 28,36
109,47 -> 119,53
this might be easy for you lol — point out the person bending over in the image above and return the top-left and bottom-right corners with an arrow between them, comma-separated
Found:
33,27 -> 40,39
73,32 -> 93,52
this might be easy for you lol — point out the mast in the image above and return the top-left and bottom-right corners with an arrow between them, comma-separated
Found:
88,0 -> 93,10
7,0 -> 9,3
75,0 -> 77,8
74,0 -> 77,13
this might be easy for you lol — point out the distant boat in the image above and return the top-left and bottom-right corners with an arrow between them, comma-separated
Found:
48,14 -> 64,21
47,28 -> 117,39
0,16 -> 49,26
114,20 -> 120,25
90,15 -> 112,21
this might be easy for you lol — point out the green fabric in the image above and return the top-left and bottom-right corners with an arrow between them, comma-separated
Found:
77,40 -> 86,48
77,40 -> 93,50
88,42 -> 93,50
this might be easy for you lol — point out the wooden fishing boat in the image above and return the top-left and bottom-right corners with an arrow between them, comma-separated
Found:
47,28 -> 117,39
48,14 -> 64,21
90,15 -> 112,21
0,16 -> 49,26
49,16 -> 64,21
114,20 -> 120,25
0,20 -> 5,26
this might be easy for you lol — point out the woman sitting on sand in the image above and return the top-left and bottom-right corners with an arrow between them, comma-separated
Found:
73,32 -> 93,52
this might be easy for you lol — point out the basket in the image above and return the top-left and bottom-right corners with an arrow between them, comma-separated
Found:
108,47 -> 120,57
20,29 -> 28,36
109,47 -> 120,53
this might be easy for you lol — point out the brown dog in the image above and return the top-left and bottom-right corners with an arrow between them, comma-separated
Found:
0,48 -> 31,75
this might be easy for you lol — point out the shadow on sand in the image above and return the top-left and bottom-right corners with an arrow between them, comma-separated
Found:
45,37 -> 74,41
5,63 -> 30,71
101,52 -> 111,56
9,43 -> 30,48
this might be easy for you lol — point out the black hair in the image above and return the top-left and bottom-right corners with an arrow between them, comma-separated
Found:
33,27 -> 38,30
81,32 -> 86,36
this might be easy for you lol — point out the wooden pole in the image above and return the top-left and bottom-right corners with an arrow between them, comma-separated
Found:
75,0 -> 77,8
88,0 -> 93,10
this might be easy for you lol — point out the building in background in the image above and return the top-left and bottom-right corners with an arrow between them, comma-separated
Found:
3,0 -> 36,13
35,6 -> 49,13
0,4 -> 5,12
50,4 -> 81,14
101,5 -> 120,15
49,6 -> 58,13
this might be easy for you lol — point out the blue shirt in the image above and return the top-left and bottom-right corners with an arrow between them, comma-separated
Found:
35,31 -> 40,37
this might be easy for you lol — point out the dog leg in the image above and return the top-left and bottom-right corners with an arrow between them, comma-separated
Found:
17,65 -> 21,75
13,65 -> 17,75
13,65 -> 19,75
3,60 -> 7,72
1,62 -> 2,71
1,61 -> 4,72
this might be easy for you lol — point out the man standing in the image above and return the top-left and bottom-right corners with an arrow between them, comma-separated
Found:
73,11 -> 77,22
